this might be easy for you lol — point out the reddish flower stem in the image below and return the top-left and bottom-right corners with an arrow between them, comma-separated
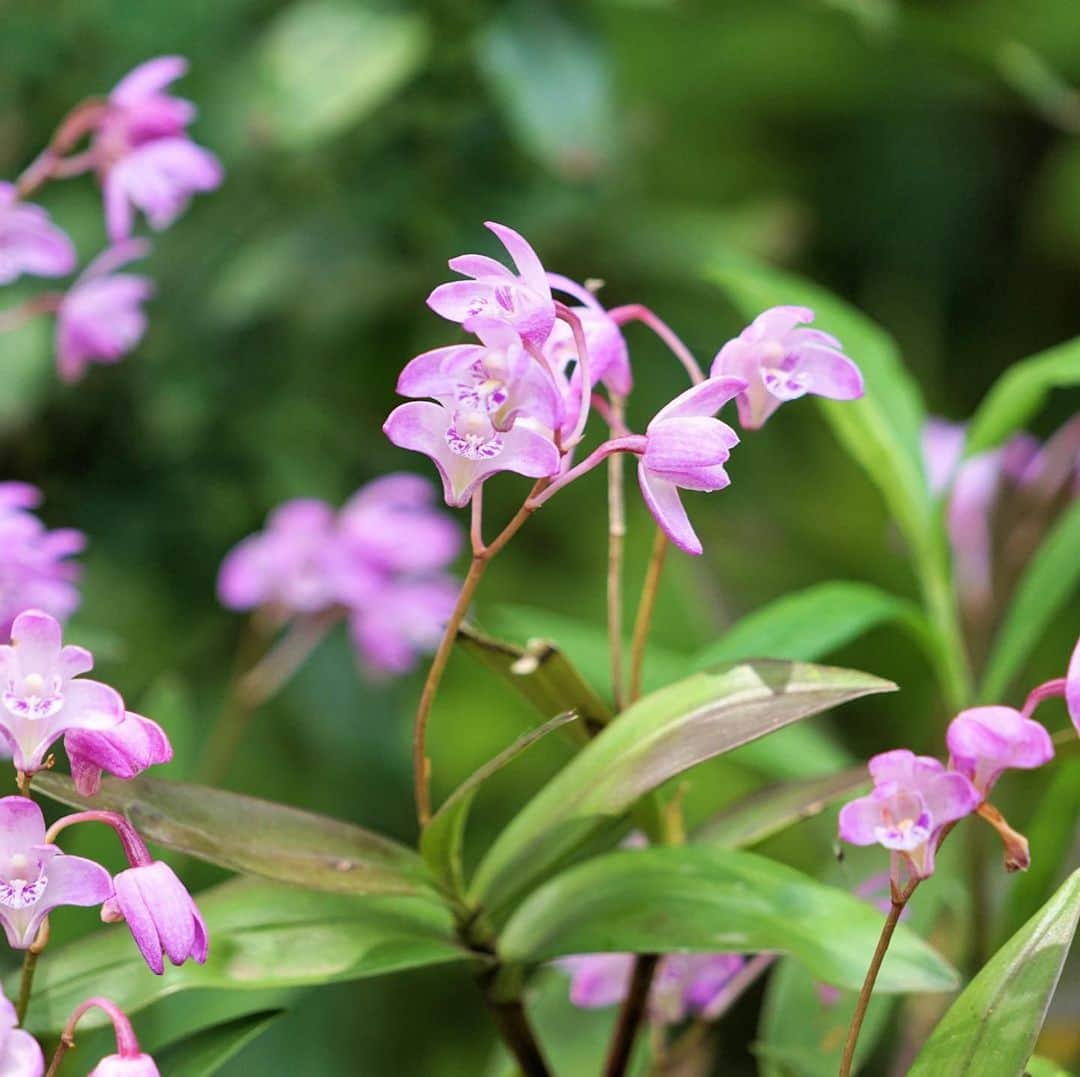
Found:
15,99 -> 106,199
607,395 -> 628,712
0,292 -> 63,334
838,878 -> 919,1077
608,304 -> 705,386
45,810 -> 152,867
45,995 -> 142,1076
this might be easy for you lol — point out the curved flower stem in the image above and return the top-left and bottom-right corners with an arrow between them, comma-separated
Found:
838,878 -> 919,1077
45,995 -> 141,1076
627,527 -> 669,703
16,919 -> 49,1027
608,304 -> 705,386
527,436 -> 645,510
0,292 -> 63,334
470,488 -> 486,555
45,810 -> 152,866
607,395 -> 628,711
15,99 -> 106,199
414,486 -> 543,827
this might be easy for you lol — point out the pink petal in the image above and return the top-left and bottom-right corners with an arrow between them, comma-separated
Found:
651,377 -> 746,425
1067,636 -> 1080,731
447,253 -> 514,280
747,305 -> 815,341
426,280 -> 495,323
638,464 -> 701,556
10,609 -> 62,667
798,345 -> 864,400
37,853 -> 113,914
110,56 -> 189,105
396,344 -> 484,399
0,797 -> 46,861
837,794 -> 883,845
485,221 -> 550,295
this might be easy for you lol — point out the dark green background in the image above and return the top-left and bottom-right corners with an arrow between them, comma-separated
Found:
1,1 -> 1077,1073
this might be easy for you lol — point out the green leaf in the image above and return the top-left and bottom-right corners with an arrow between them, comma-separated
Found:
500,847 -> 957,993
13,877 -> 464,1036
476,1 -> 615,180
251,2 -> 429,149
487,604 -> 688,699
421,709 -> 582,896
33,772 -> 435,898
696,766 -> 868,849
981,500 -> 1080,700
469,660 -> 895,914
458,622 -> 612,733
1024,1058 -> 1074,1077
908,869 -> 1080,1076
999,758 -> 1080,946
965,336 -> 1080,456
157,1010 -> 284,1077
709,259 -> 931,562
756,958 -> 893,1077
693,581 -> 930,669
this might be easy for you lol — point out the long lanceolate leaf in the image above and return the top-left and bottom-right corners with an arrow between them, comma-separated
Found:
469,659 -> 895,915
156,1011 -> 285,1077
692,580 -> 930,669
964,335 -> 1080,456
33,772 -> 436,897
499,847 -> 958,994
12,877 -> 465,1036
908,869 -> 1080,1076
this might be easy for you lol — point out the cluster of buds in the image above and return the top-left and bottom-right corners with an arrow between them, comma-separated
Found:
217,474 -> 462,676
839,635 -> 1080,883
0,56 -> 221,381
385,222 -> 864,556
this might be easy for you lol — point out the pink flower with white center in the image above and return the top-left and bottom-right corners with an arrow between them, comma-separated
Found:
838,749 -> 980,878
384,400 -> 560,508
218,499 -> 348,616
559,952 -> 746,1024
0,183 -> 76,286
348,575 -> 459,676
0,797 -> 112,949
0,980 -> 43,1076
92,56 -> 222,242
65,710 -> 173,797
397,319 -> 563,433
336,474 -> 461,580
638,376 -> 744,556
55,241 -> 155,383
103,861 -> 208,975
0,609 -> 124,774
946,706 -> 1054,796
0,483 -> 84,637
711,306 -> 863,429
428,221 -> 556,346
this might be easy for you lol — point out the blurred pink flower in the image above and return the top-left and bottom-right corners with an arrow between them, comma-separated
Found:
0,183 -> 76,285
55,241 -> 154,382
0,482 -> 83,637
0,980 -> 43,1075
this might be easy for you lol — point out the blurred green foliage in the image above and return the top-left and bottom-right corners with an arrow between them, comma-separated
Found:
1,0 -> 1078,1073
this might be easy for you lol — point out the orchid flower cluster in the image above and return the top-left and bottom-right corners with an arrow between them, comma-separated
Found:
0,56 -> 221,381
217,474 -> 462,680
840,635 -> 1080,886
384,221 -> 864,555
0,609 -> 201,1075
